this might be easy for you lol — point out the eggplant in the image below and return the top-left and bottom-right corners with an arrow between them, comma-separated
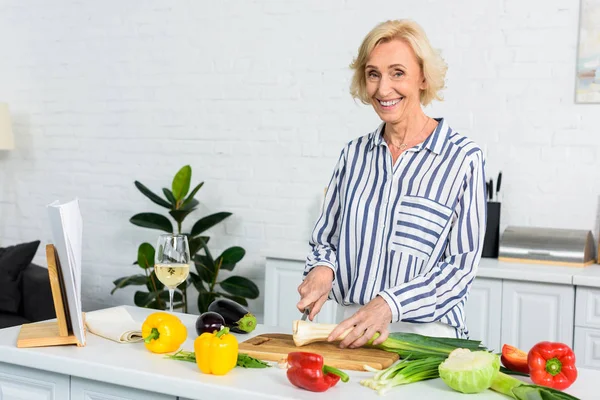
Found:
195,311 -> 225,336
208,298 -> 257,334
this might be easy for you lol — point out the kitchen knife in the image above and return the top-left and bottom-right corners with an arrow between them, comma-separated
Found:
496,171 -> 502,202
301,308 -> 310,321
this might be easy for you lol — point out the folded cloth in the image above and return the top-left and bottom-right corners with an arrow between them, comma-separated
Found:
85,306 -> 143,343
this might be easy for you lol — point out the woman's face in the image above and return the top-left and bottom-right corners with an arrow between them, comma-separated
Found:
365,39 -> 426,124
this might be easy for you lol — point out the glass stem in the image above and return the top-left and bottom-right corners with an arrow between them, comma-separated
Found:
168,288 -> 174,313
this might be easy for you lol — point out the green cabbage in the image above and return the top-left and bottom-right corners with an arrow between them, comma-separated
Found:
438,348 -> 500,394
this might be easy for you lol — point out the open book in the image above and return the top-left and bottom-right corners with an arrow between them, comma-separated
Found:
47,199 -> 86,346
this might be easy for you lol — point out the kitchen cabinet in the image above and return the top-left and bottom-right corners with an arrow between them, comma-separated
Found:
71,376 -> 175,400
574,287 -> 600,369
501,281 -> 574,351
0,361 -> 69,400
263,258 -> 341,328
264,256 -> 578,363
464,278 -> 502,352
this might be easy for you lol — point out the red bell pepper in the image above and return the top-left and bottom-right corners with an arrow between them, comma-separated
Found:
528,341 -> 578,390
501,344 -> 530,374
286,352 -> 349,392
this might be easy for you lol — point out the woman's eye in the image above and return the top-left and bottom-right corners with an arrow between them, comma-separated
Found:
367,71 -> 379,79
393,70 -> 404,78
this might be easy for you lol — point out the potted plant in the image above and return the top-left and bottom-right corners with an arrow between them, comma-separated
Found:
111,165 -> 259,313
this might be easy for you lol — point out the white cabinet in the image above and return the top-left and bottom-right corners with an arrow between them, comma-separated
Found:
501,281 -> 574,351
71,377 -> 175,400
464,278 -> 502,352
264,258 -> 340,328
574,287 -> 600,369
0,362 -> 70,400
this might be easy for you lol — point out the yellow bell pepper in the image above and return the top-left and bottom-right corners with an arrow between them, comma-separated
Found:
141,312 -> 187,354
194,327 -> 238,375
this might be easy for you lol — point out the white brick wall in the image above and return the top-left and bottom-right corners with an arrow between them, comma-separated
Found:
0,0 -> 599,318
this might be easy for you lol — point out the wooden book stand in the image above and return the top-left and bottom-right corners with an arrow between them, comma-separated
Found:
16,244 -> 86,348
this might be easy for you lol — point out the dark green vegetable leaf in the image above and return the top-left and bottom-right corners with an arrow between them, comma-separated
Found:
219,276 -> 259,299
137,243 -> 155,269
500,366 -> 530,377
130,213 -> 173,233
111,275 -> 147,294
163,188 -> 177,205
134,181 -> 172,208
217,246 -> 246,271
237,353 -> 271,368
191,212 -> 232,236
172,165 -> 192,201
512,385 -> 580,400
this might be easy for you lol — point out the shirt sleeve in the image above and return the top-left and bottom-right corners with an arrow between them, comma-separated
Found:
378,149 -> 487,323
304,147 -> 347,278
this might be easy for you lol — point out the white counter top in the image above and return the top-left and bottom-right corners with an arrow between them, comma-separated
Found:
265,252 -> 600,287
0,306 -> 595,399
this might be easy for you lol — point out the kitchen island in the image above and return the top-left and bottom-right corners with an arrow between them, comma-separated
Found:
0,306 -> 595,400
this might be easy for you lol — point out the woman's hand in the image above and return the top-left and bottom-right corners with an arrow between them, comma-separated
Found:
327,296 -> 392,349
296,266 -> 334,321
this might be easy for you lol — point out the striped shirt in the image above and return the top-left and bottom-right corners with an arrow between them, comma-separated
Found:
305,118 -> 487,338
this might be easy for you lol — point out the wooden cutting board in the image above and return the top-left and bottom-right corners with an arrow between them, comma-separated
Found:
238,333 -> 398,371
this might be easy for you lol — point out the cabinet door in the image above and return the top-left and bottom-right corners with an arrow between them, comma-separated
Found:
0,362 -> 69,400
501,281 -> 574,351
264,258 -> 340,328
464,278 -> 502,352
71,376 -> 175,400
574,327 -> 600,370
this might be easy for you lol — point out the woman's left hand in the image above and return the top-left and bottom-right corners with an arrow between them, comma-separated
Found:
327,296 -> 392,349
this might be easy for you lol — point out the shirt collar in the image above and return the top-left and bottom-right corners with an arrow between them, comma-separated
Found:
368,117 -> 449,155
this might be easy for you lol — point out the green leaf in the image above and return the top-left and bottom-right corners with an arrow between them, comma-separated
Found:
134,291 -> 161,308
217,292 -> 249,307
130,213 -> 173,233
111,275 -> 148,294
191,212 -> 232,236
159,290 -> 183,303
137,243 -> 155,269
194,255 -> 216,282
189,236 -> 210,255
169,209 -> 195,224
197,291 -> 218,314
134,181 -> 172,208
172,165 -> 192,201
219,276 -> 259,299
189,272 -> 207,292
181,198 -> 199,211
182,182 -> 204,208
163,188 -> 177,205
217,246 -> 246,271
147,270 -> 165,292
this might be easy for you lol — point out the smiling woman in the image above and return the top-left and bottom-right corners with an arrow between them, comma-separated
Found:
297,20 -> 487,349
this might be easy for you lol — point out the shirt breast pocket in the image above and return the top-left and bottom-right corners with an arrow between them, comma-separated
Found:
392,196 -> 452,261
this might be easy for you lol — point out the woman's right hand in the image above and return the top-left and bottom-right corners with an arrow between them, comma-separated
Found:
296,266 -> 334,321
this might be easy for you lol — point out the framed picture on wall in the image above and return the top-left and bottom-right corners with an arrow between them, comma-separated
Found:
576,0 -> 600,103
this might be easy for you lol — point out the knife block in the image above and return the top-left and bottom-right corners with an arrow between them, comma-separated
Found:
482,201 -> 501,258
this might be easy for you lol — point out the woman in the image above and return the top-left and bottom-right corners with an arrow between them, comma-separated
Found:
297,20 -> 486,349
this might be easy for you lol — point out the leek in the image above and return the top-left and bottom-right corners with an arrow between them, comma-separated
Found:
360,357 -> 445,395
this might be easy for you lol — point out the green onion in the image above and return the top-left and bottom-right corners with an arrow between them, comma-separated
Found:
361,357 -> 445,395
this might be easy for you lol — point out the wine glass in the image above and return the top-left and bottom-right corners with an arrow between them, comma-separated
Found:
154,234 -> 191,312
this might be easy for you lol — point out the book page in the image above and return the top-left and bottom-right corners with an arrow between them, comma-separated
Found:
47,199 -> 85,346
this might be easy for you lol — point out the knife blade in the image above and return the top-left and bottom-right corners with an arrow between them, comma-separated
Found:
301,308 -> 310,321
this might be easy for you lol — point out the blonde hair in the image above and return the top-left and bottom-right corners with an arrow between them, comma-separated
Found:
350,20 -> 448,106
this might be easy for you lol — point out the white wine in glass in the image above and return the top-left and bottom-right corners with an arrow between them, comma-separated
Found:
155,234 -> 191,312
